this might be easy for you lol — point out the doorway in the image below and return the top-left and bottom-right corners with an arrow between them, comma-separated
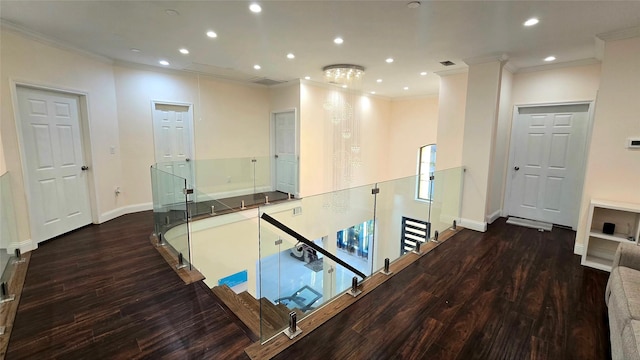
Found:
152,101 -> 194,203
272,110 -> 298,195
16,86 -> 93,243
505,103 -> 591,229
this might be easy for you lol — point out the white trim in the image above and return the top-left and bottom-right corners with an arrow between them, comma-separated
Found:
463,53 -> 509,66
434,68 -> 469,77
9,239 -> 35,253
200,186 -> 273,203
574,243 -> 584,256
11,81 -> 99,242
503,101 -> 595,229
486,209 -> 502,224
514,58 -> 600,74
1,20 -> 114,64
597,25 -> 640,41
270,108 -> 300,198
459,218 -> 487,232
98,202 -> 153,224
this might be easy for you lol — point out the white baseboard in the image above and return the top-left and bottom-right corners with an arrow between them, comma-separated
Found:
459,218 -> 488,232
486,209 -> 502,224
9,239 -> 34,253
98,202 -> 153,223
203,186 -> 273,202
574,243 -> 584,256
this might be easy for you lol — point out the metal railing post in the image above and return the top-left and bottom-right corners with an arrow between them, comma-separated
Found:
284,311 -> 302,339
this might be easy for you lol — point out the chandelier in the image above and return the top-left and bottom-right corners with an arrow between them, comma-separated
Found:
323,64 -> 365,86
322,64 -> 366,211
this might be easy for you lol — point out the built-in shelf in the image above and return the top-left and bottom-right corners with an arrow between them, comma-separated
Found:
581,199 -> 640,272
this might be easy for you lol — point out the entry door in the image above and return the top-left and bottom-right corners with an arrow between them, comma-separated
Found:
274,111 -> 297,194
152,103 -> 194,204
16,86 -> 92,242
506,104 -> 590,228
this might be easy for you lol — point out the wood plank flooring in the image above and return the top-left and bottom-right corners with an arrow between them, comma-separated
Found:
6,213 -> 610,360
274,218 -> 611,360
5,211 -> 253,360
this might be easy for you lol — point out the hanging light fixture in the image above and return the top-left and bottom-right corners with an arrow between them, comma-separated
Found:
322,64 -> 366,210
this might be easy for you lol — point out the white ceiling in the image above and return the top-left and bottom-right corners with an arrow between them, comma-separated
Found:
1,1 -> 639,98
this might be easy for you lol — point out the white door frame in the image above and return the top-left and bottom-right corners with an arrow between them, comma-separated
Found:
11,80 -> 99,245
150,100 -> 195,185
503,100 -> 595,229
270,108 -> 300,197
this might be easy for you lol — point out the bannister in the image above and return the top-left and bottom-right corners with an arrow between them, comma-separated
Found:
260,213 -> 366,280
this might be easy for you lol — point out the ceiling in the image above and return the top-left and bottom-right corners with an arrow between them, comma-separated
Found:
1,1 -> 639,98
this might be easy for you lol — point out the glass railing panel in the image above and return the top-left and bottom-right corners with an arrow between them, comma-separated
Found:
151,166 -> 192,269
373,175 -> 431,271
191,156 -> 273,199
430,167 -> 465,236
0,172 -> 18,285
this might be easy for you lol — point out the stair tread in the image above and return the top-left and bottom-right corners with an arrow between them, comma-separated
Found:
212,285 -> 264,336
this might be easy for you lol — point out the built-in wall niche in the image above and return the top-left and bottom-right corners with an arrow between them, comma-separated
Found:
336,220 -> 373,260
582,199 -> 640,271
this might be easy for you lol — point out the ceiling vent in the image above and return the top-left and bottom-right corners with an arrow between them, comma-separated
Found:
252,77 -> 285,86
439,60 -> 456,66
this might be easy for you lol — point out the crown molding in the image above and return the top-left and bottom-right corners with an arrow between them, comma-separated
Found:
391,93 -> 439,102
503,62 -> 518,74
597,25 -> 640,42
434,67 -> 469,77
514,58 -> 601,74
463,53 -> 509,66
1,20 -> 113,65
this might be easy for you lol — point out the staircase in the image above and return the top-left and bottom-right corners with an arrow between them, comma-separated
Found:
212,285 -> 301,340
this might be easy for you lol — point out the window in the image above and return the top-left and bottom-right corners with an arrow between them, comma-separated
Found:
417,144 -> 436,201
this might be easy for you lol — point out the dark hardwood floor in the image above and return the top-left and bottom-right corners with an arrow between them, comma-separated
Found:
275,218 -> 611,360
6,211 -> 253,359
6,213 -> 610,359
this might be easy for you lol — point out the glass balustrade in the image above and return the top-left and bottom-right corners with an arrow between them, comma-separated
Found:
0,172 -> 18,286
430,167 -> 465,237
151,166 -> 192,270
150,157 -> 465,344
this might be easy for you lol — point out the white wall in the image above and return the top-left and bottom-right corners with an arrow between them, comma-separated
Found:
1,29 -> 122,246
486,67 -> 513,223
460,61 -> 502,230
435,72 -> 468,171
299,82 -> 391,196
388,96 -> 439,178
576,37 -> 640,248
115,66 -> 271,205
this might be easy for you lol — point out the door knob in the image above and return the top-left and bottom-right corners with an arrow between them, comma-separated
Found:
81,166 -> 89,171
514,166 -> 520,171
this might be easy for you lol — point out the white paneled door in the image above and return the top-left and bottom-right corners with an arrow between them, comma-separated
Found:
274,111 -> 297,195
152,103 -> 194,205
17,86 -> 92,243
506,104 -> 590,228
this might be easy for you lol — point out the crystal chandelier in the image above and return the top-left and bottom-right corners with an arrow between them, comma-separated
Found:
322,64 -> 365,210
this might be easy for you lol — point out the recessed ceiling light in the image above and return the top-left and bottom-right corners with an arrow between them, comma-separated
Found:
524,18 -> 539,27
304,76 -> 311,80
420,71 -> 427,76
376,79 -> 382,83
254,64 -> 261,70
334,37 -> 344,45
407,1 -> 421,9
342,85 -> 348,88
206,30 -> 218,38
179,48 -> 189,55
159,60 -> 170,66
544,56 -> 556,62
249,3 -> 262,13
165,9 -> 180,16
370,91 -> 376,94
386,58 -> 394,63
403,86 -> 409,90
130,48 -> 141,53
287,53 -> 295,59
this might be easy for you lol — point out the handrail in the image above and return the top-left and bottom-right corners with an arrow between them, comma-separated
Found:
260,213 -> 366,280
